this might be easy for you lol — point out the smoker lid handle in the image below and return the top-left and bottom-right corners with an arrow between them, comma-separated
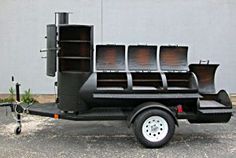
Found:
40,47 -> 60,52
199,60 -> 210,64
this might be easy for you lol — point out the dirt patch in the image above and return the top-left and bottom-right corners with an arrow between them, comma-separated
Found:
32,94 -> 56,103
0,115 -> 54,138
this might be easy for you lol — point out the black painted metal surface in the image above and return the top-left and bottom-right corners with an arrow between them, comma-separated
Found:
96,45 -> 126,71
128,45 -> 157,71
57,24 -> 93,112
26,103 -> 128,121
57,12 -> 69,25
160,46 -> 188,71
46,24 -> 57,76
38,13 -> 233,123
189,63 -> 219,94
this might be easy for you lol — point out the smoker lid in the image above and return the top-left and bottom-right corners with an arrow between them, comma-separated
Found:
159,46 -> 188,71
128,45 -> 157,71
189,63 -> 219,94
96,45 -> 126,71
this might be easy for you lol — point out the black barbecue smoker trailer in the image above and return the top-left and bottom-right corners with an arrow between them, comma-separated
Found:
0,13 -> 233,148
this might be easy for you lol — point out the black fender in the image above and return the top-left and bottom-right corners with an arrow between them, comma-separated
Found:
127,102 -> 178,127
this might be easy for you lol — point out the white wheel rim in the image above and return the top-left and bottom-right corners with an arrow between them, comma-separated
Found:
142,116 -> 168,142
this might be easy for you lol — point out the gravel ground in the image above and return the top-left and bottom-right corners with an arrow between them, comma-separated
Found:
0,108 -> 235,158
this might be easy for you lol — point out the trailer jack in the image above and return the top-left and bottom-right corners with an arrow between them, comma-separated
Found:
0,77 -> 30,135
0,102 -> 29,135
15,113 -> 22,135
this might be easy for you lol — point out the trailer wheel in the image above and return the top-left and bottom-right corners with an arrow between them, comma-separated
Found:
133,109 -> 175,148
14,126 -> 21,135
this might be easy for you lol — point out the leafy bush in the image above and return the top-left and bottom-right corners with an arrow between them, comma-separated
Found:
0,88 -> 38,104
21,89 -> 38,104
8,87 -> 15,102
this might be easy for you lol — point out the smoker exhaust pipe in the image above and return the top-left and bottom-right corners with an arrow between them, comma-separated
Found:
55,12 -> 71,25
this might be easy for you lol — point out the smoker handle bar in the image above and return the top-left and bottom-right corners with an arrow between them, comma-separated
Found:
40,48 -> 60,52
199,60 -> 210,64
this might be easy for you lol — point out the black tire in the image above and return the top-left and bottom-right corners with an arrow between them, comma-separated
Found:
133,109 -> 175,148
14,126 -> 21,135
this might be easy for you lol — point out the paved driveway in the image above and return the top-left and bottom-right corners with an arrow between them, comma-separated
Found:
0,108 -> 235,158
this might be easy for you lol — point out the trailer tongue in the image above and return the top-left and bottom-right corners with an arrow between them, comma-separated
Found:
0,12 -> 233,148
